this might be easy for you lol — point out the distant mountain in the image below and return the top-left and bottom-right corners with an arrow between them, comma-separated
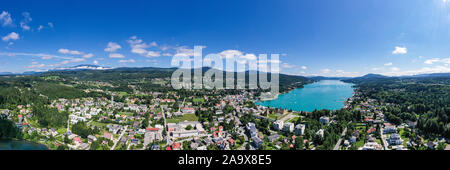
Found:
402,73 -> 450,78
0,72 -> 14,76
53,64 -> 112,71
308,76 -> 353,81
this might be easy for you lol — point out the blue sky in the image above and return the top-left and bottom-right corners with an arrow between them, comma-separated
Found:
1,0 -> 450,76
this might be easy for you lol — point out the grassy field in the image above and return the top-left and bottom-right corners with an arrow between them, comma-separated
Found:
193,98 -> 205,103
166,114 -> 198,123
119,112 -> 134,116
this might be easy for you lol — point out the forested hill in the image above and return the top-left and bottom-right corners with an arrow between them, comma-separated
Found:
343,74 -> 450,138
40,67 -> 311,92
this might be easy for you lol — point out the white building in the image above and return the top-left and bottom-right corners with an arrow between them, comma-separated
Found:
294,124 -> 306,135
273,120 -> 284,131
283,122 -> 294,132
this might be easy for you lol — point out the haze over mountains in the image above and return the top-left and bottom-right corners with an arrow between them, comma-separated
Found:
1,64 -> 450,80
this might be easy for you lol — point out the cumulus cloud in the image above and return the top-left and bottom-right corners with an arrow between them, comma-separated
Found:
384,62 -> 393,66
0,11 -> 13,27
2,32 -> 19,41
104,42 -> 122,52
48,22 -> 54,28
174,46 -> 205,57
109,53 -> 125,58
93,60 -> 99,65
127,36 -> 159,57
146,51 -> 161,58
301,66 -> 307,70
58,48 -> 82,55
218,50 -> 243,59
392,46 -> 407,55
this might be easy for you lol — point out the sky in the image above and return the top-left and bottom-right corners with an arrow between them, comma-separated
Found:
1,0 -> 450,77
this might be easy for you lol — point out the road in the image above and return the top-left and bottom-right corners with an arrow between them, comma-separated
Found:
110,125 -> 128,150
380,126 -> 390,150
333,121 -> 351,150
161,105 -> 171,145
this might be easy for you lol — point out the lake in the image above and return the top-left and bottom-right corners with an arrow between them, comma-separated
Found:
0,139 -> 49,150
255,80 -> 354,112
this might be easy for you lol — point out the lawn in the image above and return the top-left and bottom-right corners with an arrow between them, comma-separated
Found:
166,114 -> 198,123
90,121 -> 109,128
119,112 -> 134,116
193,98 -> 205,103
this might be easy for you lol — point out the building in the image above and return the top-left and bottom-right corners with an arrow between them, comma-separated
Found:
384,126 -> 397,134
273,120 -> 284,131
294,124 -> 306,135
283,122 -> 294,132
319,116 -> 330,124
388,134 -> 403,145
172,130 -> 199,138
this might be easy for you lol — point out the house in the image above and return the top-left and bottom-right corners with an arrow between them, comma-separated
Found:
182,107 -> 195,114
273,120 -> 284,131
268,134 -> 279,142
349,136 -> 357,144
87,135 -> 97,143
319,116 -> 330,124
283,122 -> 294,132
295,124 -> 306,135
388,134 -> 403,145
171,142 -> 181,150
384,125 -> 397,134
73,137 -> 82,145
316,129 -> 324,138
103,132 -> 113,140
252,136 -> 263,148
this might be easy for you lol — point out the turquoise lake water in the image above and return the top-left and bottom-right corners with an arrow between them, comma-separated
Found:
256,80 -> 354,112
0,139 -> 49,150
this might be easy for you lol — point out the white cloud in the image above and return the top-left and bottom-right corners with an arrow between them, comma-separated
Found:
281,62 -> 295,69
2,32 -> 19,41
48,22 -> 54,28
162,53 -> 172,57
384,62 -> 393,66
109,53 -> 125,58
0,11 -> 13,27
58,48 -> 82,55
20,12 -> 32,31
218,50 -> 243,59
37,25 -> 44,31
49,58 -> 86,67
174,46 -> 205,57
240,53 -> 257,60
424,58 -> 450,64
82,53 -> 94,58
27,63 -> 46,69
119,59 -> 135,63
392,46 -> 407,55
146,51 -> 160,58
390,67 -> 400,71
321,68 -> 331,74
127,36 -> 159,57
93,60 -> 99,65
104,42 -> 122,52
301,66 -> 307,70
